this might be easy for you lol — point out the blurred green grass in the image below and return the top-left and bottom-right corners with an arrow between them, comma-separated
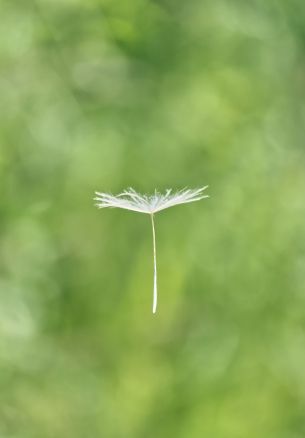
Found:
1,0 -> 305,437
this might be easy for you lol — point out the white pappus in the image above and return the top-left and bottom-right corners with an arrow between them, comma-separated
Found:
94,186 -> 209,314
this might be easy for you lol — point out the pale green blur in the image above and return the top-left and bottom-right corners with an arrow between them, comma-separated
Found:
1,0 -> 305,437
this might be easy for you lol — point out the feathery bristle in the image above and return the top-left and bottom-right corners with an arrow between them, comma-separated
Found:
94,186 -> 209,214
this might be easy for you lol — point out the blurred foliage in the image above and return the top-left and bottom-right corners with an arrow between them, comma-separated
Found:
1,0 -> 305,437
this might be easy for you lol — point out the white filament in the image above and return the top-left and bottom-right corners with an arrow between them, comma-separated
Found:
150,214 -> 157,314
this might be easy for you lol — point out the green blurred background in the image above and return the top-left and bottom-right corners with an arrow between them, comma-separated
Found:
1,0 -> 305,437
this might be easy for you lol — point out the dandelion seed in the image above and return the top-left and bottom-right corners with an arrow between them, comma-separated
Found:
94,187 -> 209,313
